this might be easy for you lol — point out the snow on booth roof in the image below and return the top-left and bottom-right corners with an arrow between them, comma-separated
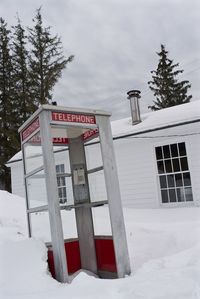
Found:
7,100 -> 200,164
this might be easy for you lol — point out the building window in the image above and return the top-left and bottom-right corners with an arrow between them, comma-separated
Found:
56,164 -> 67,204
155,142 -> 193,203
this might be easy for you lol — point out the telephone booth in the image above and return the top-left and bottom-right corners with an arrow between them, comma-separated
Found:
19,105 -> 131,283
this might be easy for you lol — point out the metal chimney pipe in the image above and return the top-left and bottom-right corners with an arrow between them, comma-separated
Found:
127,89 -> 141,125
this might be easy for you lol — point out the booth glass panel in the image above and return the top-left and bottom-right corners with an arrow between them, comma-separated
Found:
23,132 -> 44,174
53,148 -> 74,206
88,170 -> 107,203
61,209 -> 78,239
54,149 -> 71,173
26,169 -> 48,209
85,143 -> 107,203
85,143 -> 103,170
56,164 -> 67,204
64,177 -> 74,206
92,206 -> 112,236
29,212 -> 51,243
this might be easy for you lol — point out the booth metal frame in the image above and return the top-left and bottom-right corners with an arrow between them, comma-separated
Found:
19,105 -> 130,283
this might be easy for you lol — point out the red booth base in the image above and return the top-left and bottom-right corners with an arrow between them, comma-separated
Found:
47,236 -> 117,279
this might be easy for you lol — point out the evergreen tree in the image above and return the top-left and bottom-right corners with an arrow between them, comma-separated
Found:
12,18 -> 37,126
28,8 -> 74,106
0,18 -> 14,191
0,11 -> 74,191
148,44 -> 192,111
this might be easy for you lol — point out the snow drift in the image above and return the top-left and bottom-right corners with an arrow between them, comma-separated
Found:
1,191 -> 200,298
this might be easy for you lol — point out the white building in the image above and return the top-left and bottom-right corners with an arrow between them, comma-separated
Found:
7,100 -> 200,208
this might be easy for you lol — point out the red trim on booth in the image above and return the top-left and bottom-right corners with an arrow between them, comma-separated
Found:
21,117 -> 40,141
47,237 -> 117,279
52,112 -> 96,125
95,238 -> 117,273
82,128 -> 99,142
29,135 -> 69,145
48,240 -> 81,278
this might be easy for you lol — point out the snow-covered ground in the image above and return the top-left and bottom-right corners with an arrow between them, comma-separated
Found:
1,190 -> 200,298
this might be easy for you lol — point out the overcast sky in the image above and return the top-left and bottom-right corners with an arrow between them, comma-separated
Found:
1,0 -> 200,119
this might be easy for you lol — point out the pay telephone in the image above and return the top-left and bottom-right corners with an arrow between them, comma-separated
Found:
71,164 -> 88,203
73,166 -> 86,185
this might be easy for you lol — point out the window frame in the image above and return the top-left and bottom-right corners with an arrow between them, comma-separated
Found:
56,164 -> 67,204
154,141 -> 193,206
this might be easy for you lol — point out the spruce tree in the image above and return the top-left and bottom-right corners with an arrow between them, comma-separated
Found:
28,8 -> 74,106
148,44 -> 192,111
12,18 -> 37,126
0,18 -> 14,191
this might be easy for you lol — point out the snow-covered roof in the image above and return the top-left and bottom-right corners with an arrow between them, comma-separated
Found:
111,100 -> 200,138
7,151 -> 22,164
7,100 -> 200,164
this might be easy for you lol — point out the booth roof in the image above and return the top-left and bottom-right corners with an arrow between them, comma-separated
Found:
18,104 -> 111,133
7,100 -> 200,164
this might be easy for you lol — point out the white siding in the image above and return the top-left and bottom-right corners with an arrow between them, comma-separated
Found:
114,138 -> 158,208
85,137 -> 160,208
8,121 -> 200,209
86,122 -> 200,208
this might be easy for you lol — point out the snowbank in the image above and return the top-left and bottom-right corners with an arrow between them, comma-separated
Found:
0,191 -> 27,243
1,191 -> 200,298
